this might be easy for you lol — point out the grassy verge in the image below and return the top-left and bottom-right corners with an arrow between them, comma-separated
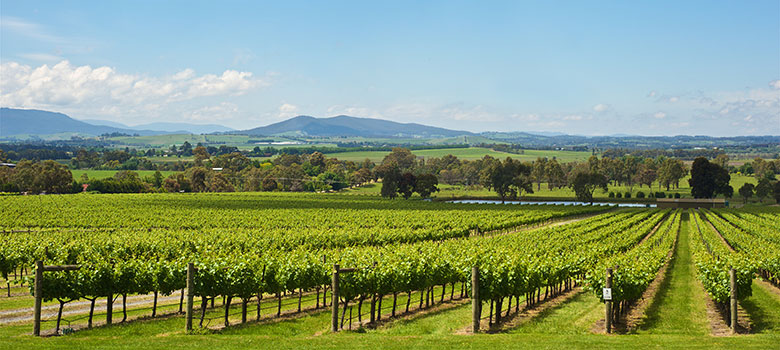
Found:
636,212 -> 709,335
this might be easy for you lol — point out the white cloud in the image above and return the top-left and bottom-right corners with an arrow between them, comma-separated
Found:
186,102 -> 239,121
592,104 -> 610,112
563,115 -> 583,121
770,80 -> 780,89
668,96 -> 679,103
653,112 -> 667,119
0,60 -> 266,121
647,91 -> 657,97
17,53 -> 63,62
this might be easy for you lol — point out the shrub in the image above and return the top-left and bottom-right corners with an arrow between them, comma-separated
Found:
624,192 -> 632,199
655,192 -> 666,198
608,192 -> 615,198
636,191 -> 645,198
674,193 -> 681,199
615,192 -> 622,198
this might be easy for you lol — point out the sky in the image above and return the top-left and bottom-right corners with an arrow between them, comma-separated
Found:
1,1 -> 779,136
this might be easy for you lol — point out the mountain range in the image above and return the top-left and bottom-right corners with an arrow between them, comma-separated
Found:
241,115 -> 471,138
1,108 -> 778,149
0,108 -> 233,137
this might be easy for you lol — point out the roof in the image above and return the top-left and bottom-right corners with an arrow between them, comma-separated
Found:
656,198 -> 726,203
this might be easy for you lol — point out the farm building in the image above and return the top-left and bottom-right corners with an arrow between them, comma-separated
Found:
656,198 -> 727,209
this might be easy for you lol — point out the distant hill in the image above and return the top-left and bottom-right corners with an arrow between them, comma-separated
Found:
79,120 -> 234,134
0,108 -> 163,137
132,122 -> 234,134
241,115 -> 473,138
80,119 -> 131,129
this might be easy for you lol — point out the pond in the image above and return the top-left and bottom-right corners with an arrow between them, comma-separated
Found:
448,199 -> 656,208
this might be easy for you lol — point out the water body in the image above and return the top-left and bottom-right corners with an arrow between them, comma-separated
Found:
448,199 -> 656,208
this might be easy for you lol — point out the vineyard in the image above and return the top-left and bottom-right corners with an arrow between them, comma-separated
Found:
0,193 -> 778,349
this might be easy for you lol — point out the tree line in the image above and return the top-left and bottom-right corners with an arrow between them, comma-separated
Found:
1,147 -> 779,203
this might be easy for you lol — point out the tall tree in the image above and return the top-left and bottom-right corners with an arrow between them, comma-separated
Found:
657,158 -> 687,190
397,172 -> 417,199
738,183 -> 754,204
414,173 -> 439,198
569,171 -> 608,204
689,157 -> 732,199
482,157 -> 533,203
531,157 -> 548,191
381,148 -> 417,171
755,178 -> 773,203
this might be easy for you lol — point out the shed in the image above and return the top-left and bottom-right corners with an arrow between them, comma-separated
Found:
656,198 -> 727,209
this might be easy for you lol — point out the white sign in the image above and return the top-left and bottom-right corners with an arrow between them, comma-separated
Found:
602,288 -> 612,301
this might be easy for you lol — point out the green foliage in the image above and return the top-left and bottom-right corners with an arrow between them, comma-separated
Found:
689,157 -> 732,198
569,171 -> 608,203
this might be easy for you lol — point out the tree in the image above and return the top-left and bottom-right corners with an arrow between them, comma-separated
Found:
397,172 -> 417,199
187,167 -> 209,192
545,159 -> 567,190
774,181 -> 780,204
569,171 -> 608,204
689,157 -> 732,199
752,158 -> 776,181
633,160 -> 657,189
482,157 -> 533,203
309,152 -> 326,169
738,183 -> 754,204
317,171 -> 348,191
531,157 -> 548,191
152,171 -> 163,188
381,148 -> 416,171
375,163 -> 401,199
208,173 -> 234,192
713,153 -> 729,169
414,173 -> 439,198
212,152 -> 251,172
351,168 -> 372,185
261,178 -> 278,191
657,158 -> 687,190
755,178 -> 772,203
179,141 -> 193,156
193,146 -> 210,166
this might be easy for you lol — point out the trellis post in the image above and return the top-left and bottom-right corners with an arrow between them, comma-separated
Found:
729,268 -> 737,333
605,268 -> 613,334
186,262 -> 194,332
331,264 -> 340,332
33,260 -> 43,336
471,265 -> 480,333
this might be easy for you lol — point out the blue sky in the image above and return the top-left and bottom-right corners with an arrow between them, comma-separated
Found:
1,1 -> 778,136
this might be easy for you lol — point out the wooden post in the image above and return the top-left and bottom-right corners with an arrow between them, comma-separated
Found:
331,264 -> 340,332
605,268 -> 613,334
471,265 -> 480,333
185,262 -> 194,332
106,293 -> 113,325
729,268 -> 737,333
33,260 -> 43,336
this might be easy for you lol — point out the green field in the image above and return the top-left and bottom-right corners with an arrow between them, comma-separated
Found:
0,194 -> 778,349
347,173 -> 773,204
326,147 -> 592,162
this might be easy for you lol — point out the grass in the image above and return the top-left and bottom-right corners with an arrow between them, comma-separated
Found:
508,291 -> 603,334
636,212 -> 710,335
344,174 -> 768,203
741,281 -> 780,333
324,147 -> 592,162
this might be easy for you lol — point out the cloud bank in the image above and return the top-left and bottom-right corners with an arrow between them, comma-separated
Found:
0,60 -> 265,123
